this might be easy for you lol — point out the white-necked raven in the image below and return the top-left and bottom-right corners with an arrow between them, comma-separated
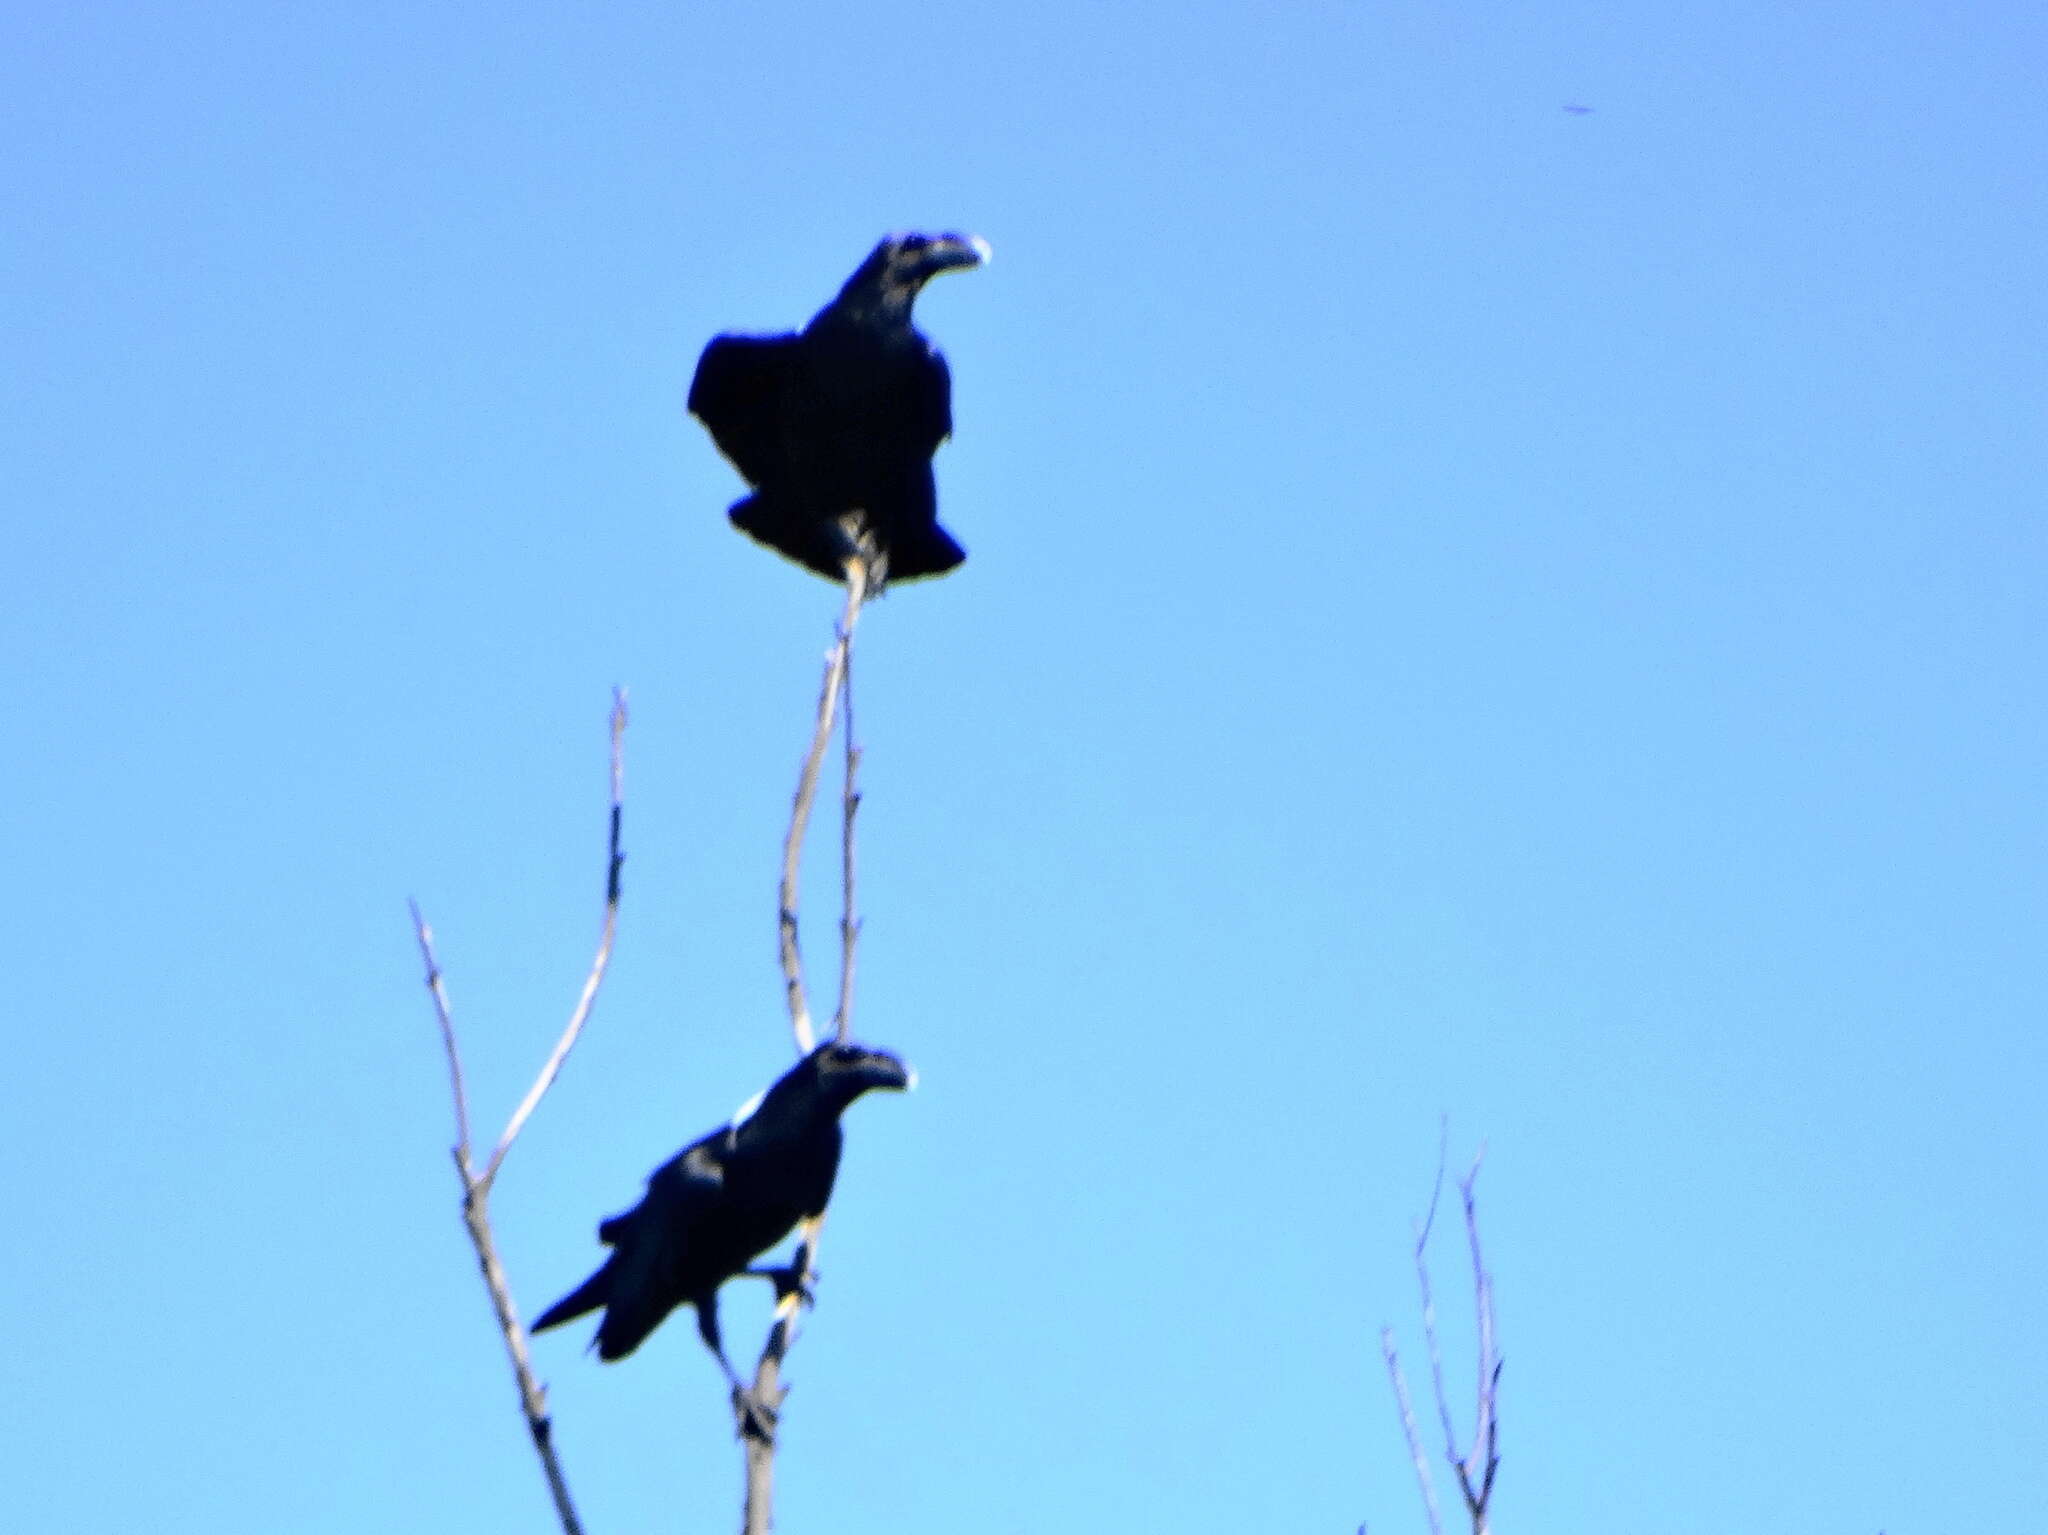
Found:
532,1042 -> 913,1398
687,233 -> 990,586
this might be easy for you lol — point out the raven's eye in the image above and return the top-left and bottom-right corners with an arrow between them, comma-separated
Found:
829,1044 -> 864,1064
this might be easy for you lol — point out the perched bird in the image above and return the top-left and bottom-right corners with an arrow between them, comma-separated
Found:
531,1041 -> 913,1418
687,232 -> 990,586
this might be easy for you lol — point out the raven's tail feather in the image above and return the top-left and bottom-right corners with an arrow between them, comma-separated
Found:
728,496 -> 966,585
729,496 -> 848,582
884,522 -> 966,582
531,1262 -> 612,1334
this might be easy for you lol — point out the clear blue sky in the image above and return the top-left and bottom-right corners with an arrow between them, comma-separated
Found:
5,3 -> 2043,1530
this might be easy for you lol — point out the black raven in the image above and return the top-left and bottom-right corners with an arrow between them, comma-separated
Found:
532,1041 -> 913,1406
687,232 -> 990,586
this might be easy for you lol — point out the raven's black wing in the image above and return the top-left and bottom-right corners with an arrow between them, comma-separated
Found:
913,345 -> 955,454
863,348 -> 963,579
687,333 -> 801,487
863,459 -> 965,581
728,493 -> 853,580
591,1141 -> 727,1362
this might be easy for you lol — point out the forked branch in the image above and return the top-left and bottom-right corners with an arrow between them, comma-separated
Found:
745,551 -> 872,1531
777,556 -> 869,1053
483,691 -> 629,1188
1381,1136 -> 1502,1535
409,687 -> 629,1535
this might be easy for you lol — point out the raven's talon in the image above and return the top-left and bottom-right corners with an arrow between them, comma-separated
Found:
731,1385 -> 780,1445
744,1263 -> 817,1308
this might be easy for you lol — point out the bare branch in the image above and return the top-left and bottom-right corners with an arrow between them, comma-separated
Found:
1454,1152 -> 1500,1534
409,900 -> 589,1535
1417,1121 -> 1459,1462
1384,1137 -> 1503,1535
1381,1328 -> 1446,1535
738,1215 -> 825,1535
409,691 -> 628,1535
833,638 -> 862,1043
778,560 -> 869,1054
409,900 -> 472,1162
745,548 -> 877,1528
483,689 -> 629,1188
740,1417 -> 776,1535
460,1174 -> 585,1535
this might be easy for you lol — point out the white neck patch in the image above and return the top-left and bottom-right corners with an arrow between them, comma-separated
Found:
728,1087 -> 768,1131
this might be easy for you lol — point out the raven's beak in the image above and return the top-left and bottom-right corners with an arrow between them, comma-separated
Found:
826,1042 -> 915,1092
924,234 -> 991,276
877,1055 -> 916,1092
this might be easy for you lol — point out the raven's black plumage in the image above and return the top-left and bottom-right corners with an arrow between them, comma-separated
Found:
531,1042 -> 912,1378
687,232 -> 989,585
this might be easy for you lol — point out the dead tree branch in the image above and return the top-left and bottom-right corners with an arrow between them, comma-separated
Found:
1453,1157 -> 1502,1528
413,901 -> 473,1159
1382,1136 -> 1502,1535
833,637 -> 862,1044
778,559 -> 869,1054
736,1216 -> 823,1535
409,687 -> 628,1535
744,551 -> 871,1531
1379,1327 -> 1445,1535
1417,1131 -> 1458,1468
483,692 -> 629,1189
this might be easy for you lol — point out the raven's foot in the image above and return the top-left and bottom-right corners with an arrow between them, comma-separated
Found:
731,1383 -> 782,1445
834,512 -> 886,597
742,1263 -> 817,1309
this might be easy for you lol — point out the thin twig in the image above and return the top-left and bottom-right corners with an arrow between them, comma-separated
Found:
1385,1136 -> 1502,1535
410,899 -> 471,1158
1417,1121 -> 1459,1463
461,1175 -> 584,1535
483,688 -> 630,1188
778,560 -> 868,1054
834,636 -> 862,1043
408,690 -> 628,1535
410,907 -> 587,1535
1381,1329 -> 1446,1535
1454,1152 -> 1500,1533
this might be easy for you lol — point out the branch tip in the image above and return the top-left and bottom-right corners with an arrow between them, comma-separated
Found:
409,690 -> 628,1535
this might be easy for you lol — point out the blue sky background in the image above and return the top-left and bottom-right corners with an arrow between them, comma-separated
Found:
5,3 -> 2044,1530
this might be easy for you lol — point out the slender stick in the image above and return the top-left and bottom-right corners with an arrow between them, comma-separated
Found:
1380,1329 -> 1446,1535
747,552 -> 872,1531
410,900 -> 471,1159
778,561 -> 868,1054
461,1172 -> 585,1535
833,637 -> 862,1043
483,689 -> 630,1188
410,909 -> 587,1535
1384,1137 -> 1502,1535
1416,1127 -> 1459,1464
408,689 -> 628,1535
1454,1153 -> 1500,1533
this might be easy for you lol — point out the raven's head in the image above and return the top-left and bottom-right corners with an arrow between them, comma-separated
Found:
833,232 -> 991,315
731,1041 -> 915,1144
809,1040 -> 916,1104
